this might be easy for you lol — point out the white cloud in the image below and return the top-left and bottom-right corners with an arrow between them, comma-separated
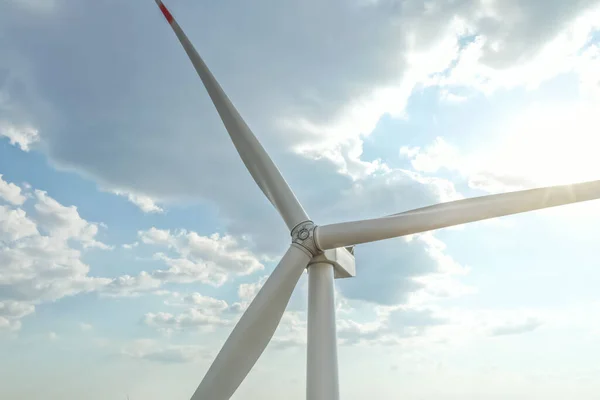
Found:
335,229 -> 468,306
414,233 -> 469,275
0,316 -> 21,333
139,228 -> 264,286
576,43 -> 600,99
79,322 -> 93,332
0,122 -> 39,152
488,316 -> 544,337
4,0 -> 598,252
337,318 -> 387,345
430,3 -> 600,96
288,3 -> 600,179
2,0 -> 598,365
33,190 -> 111,249
0,177 -> 112,330
101,271 -> 162,298
424,308 -> 548,345
336,307 -> 548,348
89,226 -> 267,300
0,233 -> 110,302
0,300 -> 33,333
0,300 -> 35,319
411,273 -> 477,302
0,205 -> 38,242
401,99 -> 600,199
319,167 -> 462,226
475,102 -> 600,190
0,174 -> 26,205
121,339 -> 206,364
440,89 -> 468,103
182,292 -> 229,312
327,304 -> 451,347
152,253 -> 229,286
122,242 -> 139,250
144,308 -> 229,333
400,137 -> 461,175
144,292 -> 233,333
113,190 -> 164,214
387,307 -> 447,332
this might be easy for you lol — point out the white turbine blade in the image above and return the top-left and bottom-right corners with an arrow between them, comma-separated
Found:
316,179 -> 600,249
190,244 -> 311,400
155,1 -> 309,230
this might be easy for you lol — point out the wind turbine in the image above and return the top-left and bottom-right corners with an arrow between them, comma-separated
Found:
154,1 -> 600,399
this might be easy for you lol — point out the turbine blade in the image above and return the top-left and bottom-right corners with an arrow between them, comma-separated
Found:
316,179 -> 600,249
154,0 -> 309,230
190,244 -> 311,400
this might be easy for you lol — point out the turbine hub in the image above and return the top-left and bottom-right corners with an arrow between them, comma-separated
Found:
291,221 -> 320,257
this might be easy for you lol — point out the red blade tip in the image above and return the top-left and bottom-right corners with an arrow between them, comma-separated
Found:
157,1 -> 174,23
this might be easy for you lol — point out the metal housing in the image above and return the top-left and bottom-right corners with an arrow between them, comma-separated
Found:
308,246 -> 356,279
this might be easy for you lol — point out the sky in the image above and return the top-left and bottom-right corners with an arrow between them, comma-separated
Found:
1,0 -> 600,399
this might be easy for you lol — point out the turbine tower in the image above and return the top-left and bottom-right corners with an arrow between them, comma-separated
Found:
154,2 -> 600,399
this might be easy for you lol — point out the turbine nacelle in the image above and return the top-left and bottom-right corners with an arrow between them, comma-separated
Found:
308,247 -> 356,279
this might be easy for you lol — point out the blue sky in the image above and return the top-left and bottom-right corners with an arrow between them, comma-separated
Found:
1,0 -> 600,399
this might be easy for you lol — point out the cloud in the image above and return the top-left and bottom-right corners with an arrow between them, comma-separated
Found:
93,227 -> 264,298
426,308 -> 548,344
0,205 -> 38,242
0,316 -> 21,333
488,316 -> 544,337
101,271 -> 162,298
143,308 -> 229,333
429,2 -> 600,94
399,136 -> 532,194
2,1 -> 598,356
0,122 -> 39,152
0,177 -> 112,330
79,322 -> 93,332
345,307 -> 547,347
336,306 -> 449,346
0,300 -> 34,333
318,167 -> 462,222
400,137 -> 461,175
576,42 -> 600,99
181,292 -> 230,312
142,283 -> 309,345
143,291 -> 237,333
387,306 -> 448,336
337,319 -> 386,346
0,233 -> 110,308
33,190 -> 111,249
0,174 -> 27,205
121,339 -> 206,364
2,0 -> 598,254
112,190 -> 164,213
335,231 -> 468,306
139,228 -> 264,286
401,99 -> 600,197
